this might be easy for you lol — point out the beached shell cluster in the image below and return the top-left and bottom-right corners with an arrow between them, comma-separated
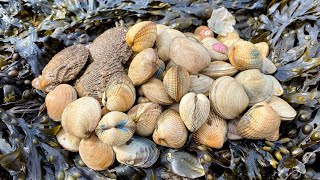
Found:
33,20 -> 296,171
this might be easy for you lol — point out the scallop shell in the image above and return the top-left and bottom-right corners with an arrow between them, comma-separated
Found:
193,110 -> 227,149
194,26 -> 214,41
170,37 -> 211,74
227,118 -> 243,140
179,93 -> 210,132
267,75 -> 283,96
269,96 -> 297,121
113,136 -> 160,168
56,128 -> 81,152
228,41 -> 263,71
201,61 -> 238,79
189,74 -> 214,96
163,65 -> 191,102
156,24 -> 170,35
201,37 -> 228,61
261,57 -> 277,74
216,30 -> 241,49
209,76 -> 249,119
141,78 -> 174,105
45,84 -> 77,122
153,110 -> 188,148
235,69 -> 274,106
127,102 -> 162,137
95,111 -> 136,146
255,42 -> 269,58
237,102 -> 281,141
126,21 -> 157,52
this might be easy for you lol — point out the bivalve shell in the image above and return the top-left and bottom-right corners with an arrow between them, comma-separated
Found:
56,128 -> 81,152
269,96 -> 297,121
153,59 -> 166,79
261,58 -> 277,74
141,78 -> 174,105
194,26 -> 214,41
189,74 -> 214,96
267,75 -> 283,96
216,30 -> 241,49
156,24 -> 169,35
255,42 -> 269,58
201,61 -> 238,79
227,118 -> 243,140
201,37 -> 228,61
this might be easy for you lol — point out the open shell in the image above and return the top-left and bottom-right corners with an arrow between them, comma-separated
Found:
141,78 -> 174,105
201,61 -> 238,79
56,128 -> 81,152
201,37 -> 228,61
269,96 -> 297,121
189,74 -> 214,96
156,29 -> 185,61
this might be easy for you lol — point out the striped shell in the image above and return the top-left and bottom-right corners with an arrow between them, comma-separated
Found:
141,78 -> 174,105
261,57 -> 277,74
255,42 -> 269,58
56,128 -> 81,152
268,75 -> 283,96
194,26 -> 214,41
201,61 -> 238,79
189,74 -> 214,96
201,37 -> 228,61
269,96 -> 297,121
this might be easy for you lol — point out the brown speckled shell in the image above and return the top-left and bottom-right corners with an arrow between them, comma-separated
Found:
201,61 -> 238,79
141,78 -> 174,105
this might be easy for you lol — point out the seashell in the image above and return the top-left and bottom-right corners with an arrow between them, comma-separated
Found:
201,61 -> 238,79
170,37 -> 211,74
156,29 -> 185,61
127,102 -> 162,137
102,73 -> 136,112
209,76 -> 249,119
267,75 -> 283,96
207,7 -> 236,36
216,30 -> 241,49
237,102 -> 281,141
79,134 -> 115,170
261,57 -> 277,74
227,118 -> 243,140
32,45 -> 88,92
56,128 -> 81,152
168,102 -> 180,113
95,111 -> 136,146
194,26 -> 214,41
101,107 -> 110,116
201,37 -> 228,61
156,24 -> 170,35
193,110 -> 227,149
113,136 -> 160,168
61,97 -> 101,138
184,32 -> 202,42
137,96 -> 151,104
228,41 -> 263,71
163,65 -> 191,102
165,60 -> 176,71
255,42 -> 269,58
45,84 -> 77,122
269,96 -> 297,121
179,93 -> 210,132
235,69 -> 274,106
126,21 -> 157,52
128,48 -> 160,85
141,78 -> 174,105
189,74 -> 214,96
153,110 -> 188,148
153,59 -> 166,79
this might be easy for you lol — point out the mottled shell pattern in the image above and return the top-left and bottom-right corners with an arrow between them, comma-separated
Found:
189,74 -> 214,96
201,37 -> 228,61
141,78 -> 174,105
201,61 -> 238,79
268,96 -> 297,121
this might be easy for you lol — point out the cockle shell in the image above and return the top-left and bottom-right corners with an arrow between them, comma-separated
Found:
194,26 -> 214,41
255,42 -> 269,58
126,21 -> 157,52
137,96 -> 151,104
189,74 -> 214,96
193,110 -> 227,149
45,84 -> 77,122
267,75 -> 283,96
95,111 -> 136,146
170,37 -> 211,74
153,59 -> 166,80
141,78 -> 174,105
79,134 -> 115,171
201,37 -> 228,61
227,118 -> 243,140
32,45 -> 88,92
179,93 -> 210,132
156,24 -> 170,35
209,76 -> 249,119
56,128 -> 81,152
61,97 -> 101,138
166,60 -> 176,71
127,102 -> 162,137
235,69 -> 274,106
113,136 -> 160,168
269,96 -> 297,121
153,110 -> 188,148
163,65 -> 191,102
228,41 -> 263,71
237,102 -> 281,141
261,57 -> 277,74
216,30 -> 241,49
201,61 -> 238,79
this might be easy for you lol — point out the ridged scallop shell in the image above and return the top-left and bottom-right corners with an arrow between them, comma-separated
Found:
267,75 -> 283,96
56,128 -> 81,152
126,21 -> 157,52
141,78 -> 174,105
209,76 -> 249,119
153,59 -> 166,79
95,111 -> 136,146
255,42 -> 269,58
227,118 -> 243,140
269,96 -> 297,121
216,30 -> 241,49
170,37 -> 211,74
201,37 -> 228,61
193,110 -> 227,149
128,48 -> 160,85
228,41 -> 263,71
237,102 -> 281,141
201,61 -> 238,79
189,74 -> 214,96
235,69 -> 274,106
179,93 -> 210,132
113,136 -> 160,168
79,134 -> 115,171
127,102 -> 162,137
45,84 -> 77,122
153,110 -> 188,148
163,65 -> 191,102
261,57 -> 276,74
156,24 -> 170,35
194,26 -> 214,41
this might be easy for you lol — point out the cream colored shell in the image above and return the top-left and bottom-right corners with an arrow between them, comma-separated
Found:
189,74 -> 214,96
141,78 -> 174,105
201,37 -> 228,61
201,61 -> 238,79
267,75 -> 283,96
269,96 -> 297,121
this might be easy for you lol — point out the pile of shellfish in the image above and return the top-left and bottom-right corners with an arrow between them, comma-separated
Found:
32,20 -> 297,173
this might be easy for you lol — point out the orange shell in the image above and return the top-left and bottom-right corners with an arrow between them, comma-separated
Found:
194,26 -> 214,40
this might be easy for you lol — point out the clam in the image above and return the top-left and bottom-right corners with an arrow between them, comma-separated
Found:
237,102 -> 281,141
156,29 -> 185,61
227,118 -> 243,140
166,60 -> 176,71
113,136 -> 160,168
179,93 -> 210,132
95,111 -> 136,146
141,78 -> 174,105
255,42 -> 269,58
126,21 -> 157,52
261,57 -> 277,74
170,37 -> 211,74
61,97 -> 101,138
267,75 -> 283,96
201,61 -> 238,79
269,96 -> 297,121
137,96 -> 151,104
153,59 -> 166,79
156,24 -> 169,35
193,110 -> 227,149
163,65 -> 191,102
45,84 -> 77,122
194,26 -> 214,41
235,69 -> 274,106
168,102 -> 180,113
79,134 -> 115,171
153,110 -> 188,148
216,30 -> 241,49
189,74 -> 214,96
201,37 -> 228,61
56,128 -> 81,152
184,32 -> 202,42
127,102 -> 162,137
228,41 -> 263,71
209,76 -> 249,119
